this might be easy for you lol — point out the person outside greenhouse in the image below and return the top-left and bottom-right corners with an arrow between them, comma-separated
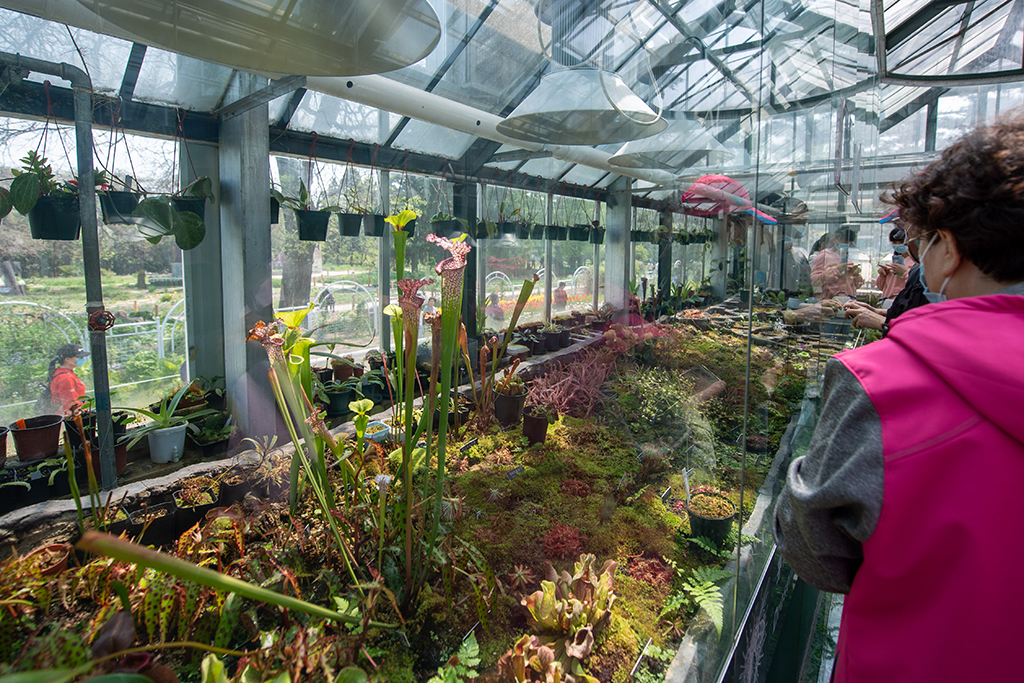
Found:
774,114 -> 1024,682
554,281 -> 568,310
45,343 -> 89,415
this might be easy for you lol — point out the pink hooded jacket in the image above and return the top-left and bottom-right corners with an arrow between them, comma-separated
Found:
832,294 -> 1024,682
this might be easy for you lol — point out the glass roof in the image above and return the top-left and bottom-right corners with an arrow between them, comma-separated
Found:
0,0 -> 1016,193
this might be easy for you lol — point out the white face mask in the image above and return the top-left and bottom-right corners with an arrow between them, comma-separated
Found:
919,233 -> 953,304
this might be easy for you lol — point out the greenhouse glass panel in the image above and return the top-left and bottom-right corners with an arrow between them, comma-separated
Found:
392,119 -> 477,159
132,48 -> 233,111
0,10 -> 131,94
289,91 -> 400,144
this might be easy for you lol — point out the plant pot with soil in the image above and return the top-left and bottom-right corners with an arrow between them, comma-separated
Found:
685,487 -> 737,547
218,467 -> 253,506
173,485 -> 217,536
8,415 -> 64,462
23,543 -> 72,577
493,373 -> 528,427
128,502 -> 177,546
522,405 -> 557,446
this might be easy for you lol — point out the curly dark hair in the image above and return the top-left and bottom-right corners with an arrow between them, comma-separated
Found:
884,113 -> 1024,282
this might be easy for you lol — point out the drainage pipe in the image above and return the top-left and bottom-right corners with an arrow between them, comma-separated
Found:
0,52 -> 117,490
305,75 -> 678,188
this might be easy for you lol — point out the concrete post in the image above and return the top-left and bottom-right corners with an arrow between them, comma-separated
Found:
604,177 -> 632,310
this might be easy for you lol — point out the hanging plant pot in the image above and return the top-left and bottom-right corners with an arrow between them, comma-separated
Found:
516,223 -> 532,239
28,196 -> 81,240
498,221 -> 517,236
170,196 -> 207,223
295,209 -> 331,241
432,219 -> 460,237
270,196 -> 280,224
686,493 -> 737,547
492,388 -> 527,427
8,415 -> 63,462
475,221 -> 493,239
590,227 -> 605,244
569,225 -> 589,241
363,214 -> 387,237
99,190 -> 140,225
338,213 -> 363,237
630,230 -> 646,242
531,224 -> 546,240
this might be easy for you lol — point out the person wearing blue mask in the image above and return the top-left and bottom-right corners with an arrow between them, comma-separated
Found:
844,221 -> 928,333
775,114 -> 1024,683
45,343 -> 89,415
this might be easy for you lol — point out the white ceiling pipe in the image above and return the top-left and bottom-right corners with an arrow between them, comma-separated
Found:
305,75 -> 677,188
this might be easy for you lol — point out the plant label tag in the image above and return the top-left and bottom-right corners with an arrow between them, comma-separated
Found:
29,470 -> 42,481
505,465 -> 525,480
661,486 -> 672,502
683,468 -> 694,501
636,451 -> 646,463
460,438 -> 479,453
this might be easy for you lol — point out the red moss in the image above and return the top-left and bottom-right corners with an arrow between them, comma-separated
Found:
543,523 -> 585,559
560,479 -> 591,497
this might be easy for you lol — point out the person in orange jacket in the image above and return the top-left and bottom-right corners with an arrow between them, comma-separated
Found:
46,343 -> 89,415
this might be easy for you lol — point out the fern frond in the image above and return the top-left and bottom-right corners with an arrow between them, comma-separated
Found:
683,580 -> 724,637
692,566 -> 733,584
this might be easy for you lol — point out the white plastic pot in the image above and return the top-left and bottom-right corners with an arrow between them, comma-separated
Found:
147,424 -> 187,464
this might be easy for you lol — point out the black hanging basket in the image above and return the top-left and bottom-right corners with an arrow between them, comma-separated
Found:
404,219 -> 416,237
270,196 -> 280,224
432,219 -> 460,237
28,196 -> 81,240
569,225 -> 590,241
296,209 -> 331,241
498,221 -> 517,235
530,224 -> 546,240
475,221 -> 493,239
589,227 -> 605,244
170,196 -> 206,223
516,223 -> 532,239
338,213 -> 363,237
364,214 -> 387,237
99,191 -> 140,225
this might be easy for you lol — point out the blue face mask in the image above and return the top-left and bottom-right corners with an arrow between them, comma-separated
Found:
919,233 -> 952,304
893,244 -> 909,254
75,356 -> 88,367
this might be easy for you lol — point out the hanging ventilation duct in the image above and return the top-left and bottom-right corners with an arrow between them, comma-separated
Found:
608,119 -> 735,170
62,0 -> 441,76
496,68 -> 667,146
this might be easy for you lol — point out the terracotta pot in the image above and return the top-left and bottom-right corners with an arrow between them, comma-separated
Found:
24,543 -> 71,577
89,440 -> 128,477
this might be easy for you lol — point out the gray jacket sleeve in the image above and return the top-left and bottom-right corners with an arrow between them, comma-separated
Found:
773,358 -> 885,593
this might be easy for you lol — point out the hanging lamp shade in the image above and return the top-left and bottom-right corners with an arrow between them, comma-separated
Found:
608,120 -> 735,171
72,0 -> 441,76
496,68 -> 667,146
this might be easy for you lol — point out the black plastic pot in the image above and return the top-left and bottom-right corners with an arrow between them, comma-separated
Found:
338,213 -> 363,237
404,219 -> 416,237
431,219 -> 459,237
325,389 -> 354,418
522,407 -> 551,446
364,214 -> 387,237
270,196 -> 280,224
28,196 -> 80,240
99,191 -> 140,224
0,425 -> 7,467
545,225 -> 566,241
531,224 -> 546,240
316,368 -> 334,384
189,435 -> 231,459
498,221 -> 517,236
170,196 -> 206,223
128,502 -> 178,546
219,474 -> 252,506
686,494 -> 737,547
296,209 -> 331,241
516,223 -> 532,239
558,329 -> 572,347
493,389 -> 527,427
474,221 -> 493,239
8,415 -> 64,462
174,487 -> 217,536
590,228 -> 605,244
0,471 -> 25,515
543,331 -> 560,352
529,338 -> 546,355
570,225 -> 589,241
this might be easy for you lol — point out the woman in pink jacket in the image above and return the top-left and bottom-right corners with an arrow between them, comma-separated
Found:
875,226 -> 916,300
775,114 -> 1024,683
